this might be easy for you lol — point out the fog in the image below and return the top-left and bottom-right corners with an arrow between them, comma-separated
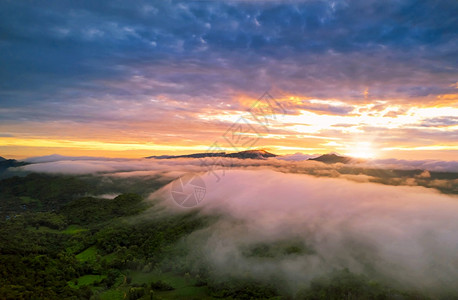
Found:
19,154 -> 458,176
152,169 -> 458,296
16,155 -> 458,195
14,154 -> 458,296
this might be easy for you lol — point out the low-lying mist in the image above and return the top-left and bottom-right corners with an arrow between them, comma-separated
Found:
17,155 -> 458,194
12,155 -> 458,297
152,169 -> 458,297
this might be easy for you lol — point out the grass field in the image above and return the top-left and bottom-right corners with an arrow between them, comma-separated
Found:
75,246 -> 98,262
97,289 -> 125,300
61,224 -> 87,234
102,251 -> 117,263
28,224 -> 87,234
68,275 -> 107,288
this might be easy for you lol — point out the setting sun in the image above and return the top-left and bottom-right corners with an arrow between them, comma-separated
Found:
346,142 -> 377,159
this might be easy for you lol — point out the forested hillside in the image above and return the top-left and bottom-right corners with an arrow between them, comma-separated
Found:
0,173 -> 440,299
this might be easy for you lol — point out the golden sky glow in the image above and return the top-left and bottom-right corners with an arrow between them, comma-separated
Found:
1,93 -> 457,160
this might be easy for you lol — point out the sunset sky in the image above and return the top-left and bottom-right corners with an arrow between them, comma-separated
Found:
1,0 -> 457,160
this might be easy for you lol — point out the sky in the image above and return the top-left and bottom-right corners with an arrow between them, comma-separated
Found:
0,0 -> 457,160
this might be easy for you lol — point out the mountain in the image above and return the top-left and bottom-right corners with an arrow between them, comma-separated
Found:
309,153 -> 353,164
146,149 -> 277,160
146,150 -> 358,163
225,149 -> 277,159
146,152 -> 225,159
0,157 -> 28,172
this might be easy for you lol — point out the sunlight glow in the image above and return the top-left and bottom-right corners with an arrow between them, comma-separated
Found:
345,142 -> 377,159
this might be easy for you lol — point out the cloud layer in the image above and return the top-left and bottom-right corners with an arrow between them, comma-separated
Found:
19,154 -> 458,173
155,169 -> 458,296
16,154 -> 458,197
10,154 -> 458,295
0,0 -> 457,159
1,0 -> 456,103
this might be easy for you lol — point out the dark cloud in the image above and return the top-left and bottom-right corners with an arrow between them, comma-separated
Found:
0,0 -> 456,124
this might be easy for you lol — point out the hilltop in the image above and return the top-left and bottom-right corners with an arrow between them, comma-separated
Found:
309,153 -> 353,164
146,149 -> 277,160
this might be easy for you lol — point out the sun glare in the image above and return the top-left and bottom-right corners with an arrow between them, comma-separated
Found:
346,142 -> 376,159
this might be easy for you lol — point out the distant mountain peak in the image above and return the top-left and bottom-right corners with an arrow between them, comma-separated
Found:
146,149 -> 277,160
0,156 -> 6,161
309,153 -> 353,164
225,149 -> 277,159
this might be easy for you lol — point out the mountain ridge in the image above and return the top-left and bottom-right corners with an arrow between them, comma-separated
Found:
309,153 -> 354,164
146,150 -> 358,163
146,149 -> 277,160
0,157 -> 28,172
